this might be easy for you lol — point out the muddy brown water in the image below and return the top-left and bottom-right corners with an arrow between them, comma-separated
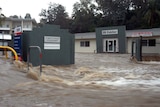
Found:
0,53 -> 160,107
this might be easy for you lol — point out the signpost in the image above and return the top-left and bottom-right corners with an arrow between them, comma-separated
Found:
14,27 -> 22,60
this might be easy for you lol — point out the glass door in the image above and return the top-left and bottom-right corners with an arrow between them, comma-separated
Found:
108,40 -> 114,52
103,39 -> 118,53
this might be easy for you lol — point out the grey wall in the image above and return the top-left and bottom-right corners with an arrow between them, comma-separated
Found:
23,24 -> 74,66
96,26 -> 126,53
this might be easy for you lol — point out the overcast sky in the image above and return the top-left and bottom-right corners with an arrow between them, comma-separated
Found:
0,0 -> 79,22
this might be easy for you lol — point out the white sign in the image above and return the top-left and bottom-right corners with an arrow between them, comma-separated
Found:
44,36 -> 60,43
44,36 -> 60,50
102,29 -> 118,35
44,43 -> 60,50
14,26 -> 22,34
131,32 -> 152,37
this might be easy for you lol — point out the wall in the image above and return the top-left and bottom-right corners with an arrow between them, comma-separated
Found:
142,37 -> 160,54
75,39 -> 96,53
22,21 -> 32,31
127,37 -> 160,54
127,38 -> 135,53
23,24 -> 75,66
0,20 -> 11,30
96,26 -> 126,53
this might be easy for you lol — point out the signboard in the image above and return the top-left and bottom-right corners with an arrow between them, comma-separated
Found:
102,29 -> 118,35
131,32 -> 152,37
14,36 -> 22,56
14,27 -> 22,59
44,36 -> 60,50
44,36 -> 60,43
14,26 -> 22,35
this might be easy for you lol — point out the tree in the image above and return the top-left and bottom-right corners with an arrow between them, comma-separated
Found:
143,0 -> 160,28
71,0 -> 97,33
95,0 -> 131,26
39,3 -> 70,29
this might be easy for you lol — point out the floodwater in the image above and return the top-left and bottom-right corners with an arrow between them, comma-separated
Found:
0,53 -> 160,107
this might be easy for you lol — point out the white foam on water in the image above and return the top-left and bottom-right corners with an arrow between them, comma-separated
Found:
141,61 -> 160,65
95,77 -> 160,87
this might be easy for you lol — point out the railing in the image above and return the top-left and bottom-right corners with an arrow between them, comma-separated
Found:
27,46 -> 42,75
0,46 -> 18,60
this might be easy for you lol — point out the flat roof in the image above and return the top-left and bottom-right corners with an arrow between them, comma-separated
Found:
75,32 -> 96,39
75,28 -> 160,39
126,28 -> 160,37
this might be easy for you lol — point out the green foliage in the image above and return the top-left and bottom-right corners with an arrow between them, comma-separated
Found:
95,0 -> 160,30
143,0 -> 160,28
39,0 -> 160,33
71,0 -> 97,33
39,3 -> 70,29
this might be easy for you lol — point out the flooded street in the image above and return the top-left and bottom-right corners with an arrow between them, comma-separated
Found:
0,53 -> 160,107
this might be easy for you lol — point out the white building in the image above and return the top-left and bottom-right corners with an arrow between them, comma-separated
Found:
126,28 -> 160,54
0,17 -> 36,55
75,32 -> 97,53
0,17 -> 36,34
75,27 -> 160,55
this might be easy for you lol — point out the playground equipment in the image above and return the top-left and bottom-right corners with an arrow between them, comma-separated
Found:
0,46 -> 18,60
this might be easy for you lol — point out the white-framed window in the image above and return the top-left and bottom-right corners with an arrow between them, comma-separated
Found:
142,39 -> 156,46
80,41 -> 90,47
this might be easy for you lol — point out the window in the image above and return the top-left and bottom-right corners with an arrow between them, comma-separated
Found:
148,39 -> 156,46
25,24 -> 29,28
142,40 -> 148,46
141,39 -> 156,47
80,41 -> 90,47
80,41 -> 85,47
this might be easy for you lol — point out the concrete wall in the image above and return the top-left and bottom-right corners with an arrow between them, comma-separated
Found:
96,26 -> 126,53
22,21 -> 33,31
127,38 -> 135,53
75,39 -> 96,53
127,37 -> 160,54
142,37 -> 160,54
23,24 -> 75,66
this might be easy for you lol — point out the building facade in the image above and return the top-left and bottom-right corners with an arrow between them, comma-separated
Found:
75,26 -> 160,55
75,32 -> 96,53
96,26 -> 126,53
0,17 -> 36,55
126,28 -> 160,54
0,17 -> 36,34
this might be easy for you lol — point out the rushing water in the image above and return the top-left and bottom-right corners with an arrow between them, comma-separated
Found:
0,53 -> 160,107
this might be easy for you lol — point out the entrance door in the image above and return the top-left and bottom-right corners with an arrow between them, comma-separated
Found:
103,39 -> 119,52
108,40 -> 114,52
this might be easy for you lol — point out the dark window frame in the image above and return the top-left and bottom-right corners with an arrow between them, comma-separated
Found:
142,40 -> 148,46
80,41 -> 90,47
142,39 -> 156,47
148,39 -> 156,46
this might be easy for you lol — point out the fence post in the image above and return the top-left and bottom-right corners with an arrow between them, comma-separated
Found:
140,36 -> 142,61
27,46 -> 42,75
